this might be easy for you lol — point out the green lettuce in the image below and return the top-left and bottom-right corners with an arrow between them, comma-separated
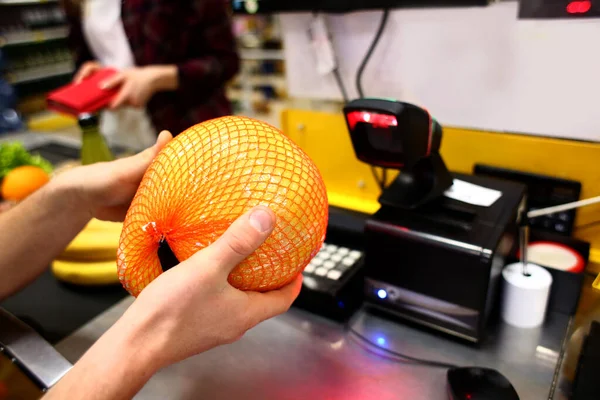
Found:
0,141 -> 53,179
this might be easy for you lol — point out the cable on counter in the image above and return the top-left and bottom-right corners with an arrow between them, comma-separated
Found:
347,326 -> 460,370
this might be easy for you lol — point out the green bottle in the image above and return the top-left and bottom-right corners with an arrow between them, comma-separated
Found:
78,113 -> 114,165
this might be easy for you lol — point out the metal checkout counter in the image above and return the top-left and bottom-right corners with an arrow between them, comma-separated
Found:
0,100 -> 590,400
3,243 -> 570,400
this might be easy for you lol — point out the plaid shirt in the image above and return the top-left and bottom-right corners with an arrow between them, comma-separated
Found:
63,0 -> 240,136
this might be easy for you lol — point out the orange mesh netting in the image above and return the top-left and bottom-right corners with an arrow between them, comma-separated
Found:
117,116 -> 329,297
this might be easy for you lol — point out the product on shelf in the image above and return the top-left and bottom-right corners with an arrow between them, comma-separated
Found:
0,2 -> 73,116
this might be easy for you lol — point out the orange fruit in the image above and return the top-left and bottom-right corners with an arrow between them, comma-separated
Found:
1,165 -> 50,201
118,116 -> 329,297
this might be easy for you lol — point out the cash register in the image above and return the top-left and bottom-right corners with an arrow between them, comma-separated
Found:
342,99 -> 527,344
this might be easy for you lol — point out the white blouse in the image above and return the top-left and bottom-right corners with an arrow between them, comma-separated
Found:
81,0 -> 157,151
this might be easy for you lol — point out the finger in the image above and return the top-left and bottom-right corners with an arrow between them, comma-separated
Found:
134,130 -> 172,168
109,84 -> 131,109
132,91 -> 151,109
122,130 -> 172,165
129,92 -> 143,108
73,64 -> 94,83
130,98 -> 141,109
195,206 -> 276,277
73,70 -> 87,84
111,130 -> 173,178
155,130 -> 172,152
100,73 -> 125,90
245,274 -> 303,325
74,63 -> 99,84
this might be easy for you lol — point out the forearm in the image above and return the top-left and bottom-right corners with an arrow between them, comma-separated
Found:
43,311 -> 162,400
149,65 -> 179,91
148,55 -> 239,96
0,179 -> 91,300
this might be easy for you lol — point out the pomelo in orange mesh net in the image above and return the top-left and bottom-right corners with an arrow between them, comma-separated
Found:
117,116 -> 329,297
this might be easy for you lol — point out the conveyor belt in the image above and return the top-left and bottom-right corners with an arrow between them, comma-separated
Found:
1,271 -> 128,344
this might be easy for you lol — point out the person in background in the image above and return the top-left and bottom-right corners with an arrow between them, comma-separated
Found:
59,0 -> 240,150
0,131 -> 302,400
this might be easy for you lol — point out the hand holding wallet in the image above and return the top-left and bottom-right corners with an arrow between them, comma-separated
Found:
46,68 -> 119,116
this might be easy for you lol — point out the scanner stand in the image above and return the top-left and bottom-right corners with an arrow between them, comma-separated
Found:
378,152 -> 454,210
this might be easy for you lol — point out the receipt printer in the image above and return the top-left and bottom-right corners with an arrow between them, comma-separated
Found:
363,173 -> 526,343
342,98 -> 526,344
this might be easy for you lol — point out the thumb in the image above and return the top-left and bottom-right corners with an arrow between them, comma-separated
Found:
100,72 -> 125,90
111,130 -> 172,176
198,206 -> 276,278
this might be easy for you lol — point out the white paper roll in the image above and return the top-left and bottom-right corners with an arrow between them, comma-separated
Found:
501,262 -> 553,328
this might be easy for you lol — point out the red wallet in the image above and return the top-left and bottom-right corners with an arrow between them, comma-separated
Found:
46,68 -> 119,116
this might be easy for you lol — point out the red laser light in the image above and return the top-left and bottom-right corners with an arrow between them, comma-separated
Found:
580,0 -> 592,12
566,0 -> 591,14
347,111 -> 398,130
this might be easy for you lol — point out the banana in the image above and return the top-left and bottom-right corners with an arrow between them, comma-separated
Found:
84,218 -> 124,232
52,218 -> 124,285
59,218 -> 123,261
60,230 -> 120,261
51,219 -> 123,286
51,259 -> 120,286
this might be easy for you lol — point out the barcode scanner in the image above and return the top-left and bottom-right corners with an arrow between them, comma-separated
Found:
343,98 -> 453,209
